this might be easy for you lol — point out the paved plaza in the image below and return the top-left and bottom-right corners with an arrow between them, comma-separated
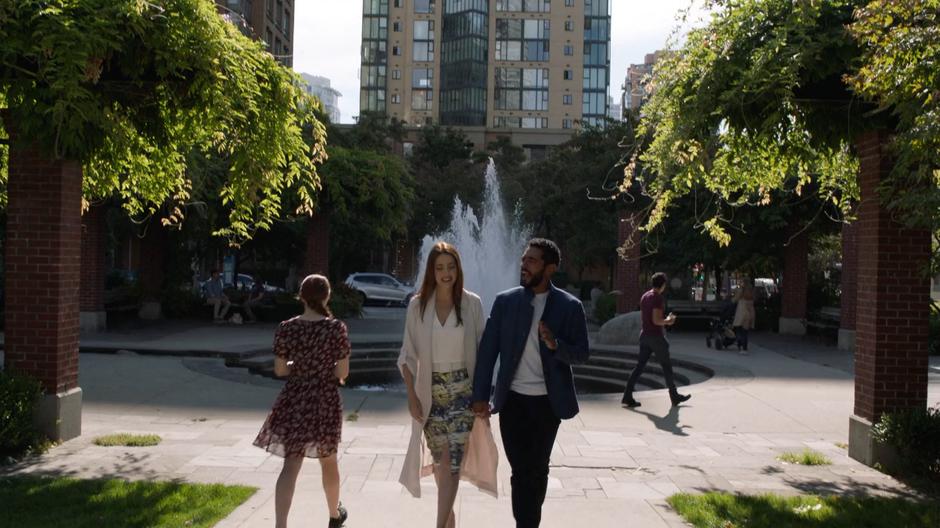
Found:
2,312 -> 939,527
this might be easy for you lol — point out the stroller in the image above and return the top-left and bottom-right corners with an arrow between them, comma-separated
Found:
706,300 -> 738,350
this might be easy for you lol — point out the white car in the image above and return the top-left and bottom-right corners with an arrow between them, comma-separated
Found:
344,273 -> 413,306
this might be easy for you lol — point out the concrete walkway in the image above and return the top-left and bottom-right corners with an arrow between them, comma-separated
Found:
2,317 -> 939,527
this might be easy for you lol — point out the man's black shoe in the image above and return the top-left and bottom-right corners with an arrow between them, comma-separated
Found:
622,398 -> 641,408
670,392 -> 691,407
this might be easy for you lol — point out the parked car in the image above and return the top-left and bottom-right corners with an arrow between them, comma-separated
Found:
199,273 -> 284,298
344,273 -> 413,306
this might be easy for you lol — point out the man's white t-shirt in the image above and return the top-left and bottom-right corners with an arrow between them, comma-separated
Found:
510,292 -> 549,395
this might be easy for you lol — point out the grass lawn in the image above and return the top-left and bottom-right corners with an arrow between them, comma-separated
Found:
776,449 -> 832,466
93,433 -> 162,447
0,476 -> 255,528
668,492 -> 940,528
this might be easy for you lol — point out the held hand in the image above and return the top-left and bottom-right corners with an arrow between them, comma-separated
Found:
538,321 -> 557,350
471,400 -> 491,418
665,313 -> 677,325
407,395 -> 424,423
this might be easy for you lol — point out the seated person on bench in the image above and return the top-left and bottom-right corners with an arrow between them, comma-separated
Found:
243,276 -> 265,323
206,269 -> 231,323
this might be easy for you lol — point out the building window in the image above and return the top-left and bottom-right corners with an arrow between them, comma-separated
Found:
563,69 -> 573,80
564,20 -> 574,31
496,67 -> 548,110
361,65 -> 387,87
412,89 -> 433,110
522,90 -> 549,110
393,45 -> 401,56
414,20 -> 435,40
562,118 -> 572,128
564,44 -> 573,55
582,91 -> 605,115
394,0 -> 401,6
393,21 -> 401,31
412,68 -> 434,88
391,93 -> 401,104
415,0 -> 435,13
392,68 -> 401,79
413,41 -> 434,61
265,28 -> 273,47
496,19 -> 550,61
565,0 -> 574,5
496,0 -> 551,12
521,117 -> 548,128
563,94 -> 572,105
583,67 -> 606,89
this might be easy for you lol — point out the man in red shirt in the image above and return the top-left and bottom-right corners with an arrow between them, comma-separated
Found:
621,272 -> 691,408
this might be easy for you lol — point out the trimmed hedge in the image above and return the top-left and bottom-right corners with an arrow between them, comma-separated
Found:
873,406 -> 940,483
0,370 -> 45,458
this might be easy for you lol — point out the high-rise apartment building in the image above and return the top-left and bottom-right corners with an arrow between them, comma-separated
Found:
217,0 -> 294,68
301,74 -> 343,123
360,0 -> 611,152
621,50 -> 665,112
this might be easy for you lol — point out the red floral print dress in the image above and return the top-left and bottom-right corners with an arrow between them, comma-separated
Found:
253,317 -> 351,458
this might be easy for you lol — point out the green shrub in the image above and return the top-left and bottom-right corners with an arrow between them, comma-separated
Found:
873,406 -> 940,482
161,286 -> 204,319
0,370 -> 46,458
329,283 -> 364,319
594,293 -> 617,324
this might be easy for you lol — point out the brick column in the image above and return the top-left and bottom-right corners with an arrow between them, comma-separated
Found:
614,210 -> 642,313
848,131 -> 930,468
137,221 -> 167,320
4,124 -> 83,441
304,211 -> 330,278
779,226 -> 808,335
80,205 -> 107,332
838,220 -> 858,351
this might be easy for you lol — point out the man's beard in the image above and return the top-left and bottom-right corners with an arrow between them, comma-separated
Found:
520,269 -> 544,288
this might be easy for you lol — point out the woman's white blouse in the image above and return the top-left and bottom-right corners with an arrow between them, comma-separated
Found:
431,309 -> 466,373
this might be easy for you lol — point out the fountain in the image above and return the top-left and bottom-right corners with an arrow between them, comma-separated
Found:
416,158 -> 531,315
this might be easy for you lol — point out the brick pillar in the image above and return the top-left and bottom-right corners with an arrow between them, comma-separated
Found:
304,211 -> 330,278
849,131 -> 930,468
80,205 -> 107,332
779,225 -> 808,335
614,210 -> 642,313
4,124 -> 83,441
838,221 -> 858,351
137,221 -> 167,320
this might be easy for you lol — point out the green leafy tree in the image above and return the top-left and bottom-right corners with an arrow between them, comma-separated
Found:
0,0 -> 326,243
408,126 -> 484,241
848,1 -> 940,261
627,0 -> 865,245
501,121 -> 628,281
319,146 -> 414,279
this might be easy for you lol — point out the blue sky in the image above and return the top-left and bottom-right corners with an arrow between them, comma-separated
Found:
292,0 -> 707,123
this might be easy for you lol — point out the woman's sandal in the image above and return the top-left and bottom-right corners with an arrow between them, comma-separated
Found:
328,503 -> 348,528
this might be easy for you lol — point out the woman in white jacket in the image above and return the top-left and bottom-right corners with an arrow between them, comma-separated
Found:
398,241 -> 485,528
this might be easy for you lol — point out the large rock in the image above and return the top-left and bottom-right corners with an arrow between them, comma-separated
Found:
597,311 -> 642,345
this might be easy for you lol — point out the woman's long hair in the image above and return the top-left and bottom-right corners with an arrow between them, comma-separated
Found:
418,242 -> 464,326
299,274 -> 332,317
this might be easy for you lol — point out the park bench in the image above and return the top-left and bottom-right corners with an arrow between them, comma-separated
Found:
805,306 -> 840,341
666,300 -> 727,320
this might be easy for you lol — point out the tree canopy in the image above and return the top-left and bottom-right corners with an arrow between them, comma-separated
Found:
626,0 -> 939,250
0,0 -> 326,242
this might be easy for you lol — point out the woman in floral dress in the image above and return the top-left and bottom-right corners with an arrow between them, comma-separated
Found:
254,274 -> 351,528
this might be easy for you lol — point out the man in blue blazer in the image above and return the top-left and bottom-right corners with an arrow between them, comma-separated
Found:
471,238 -> 590,528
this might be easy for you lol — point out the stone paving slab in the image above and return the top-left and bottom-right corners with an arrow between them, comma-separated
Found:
2,332 -> 938,527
